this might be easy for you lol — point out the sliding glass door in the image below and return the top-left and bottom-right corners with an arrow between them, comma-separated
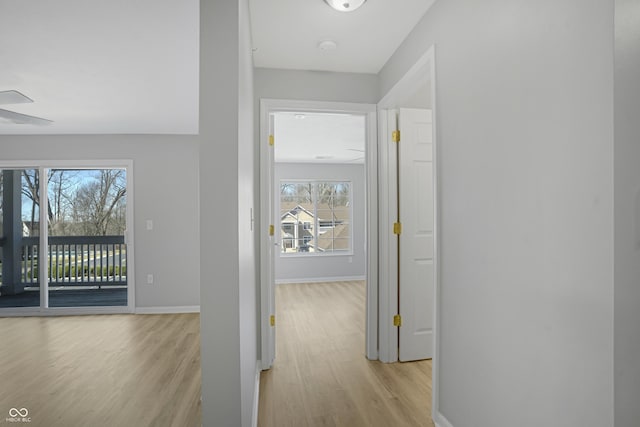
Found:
0,163 -> 132,313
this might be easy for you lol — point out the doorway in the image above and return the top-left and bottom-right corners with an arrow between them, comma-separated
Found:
377,46 -> 439,416
259,100 -> 378,368
0,161 -> 134,315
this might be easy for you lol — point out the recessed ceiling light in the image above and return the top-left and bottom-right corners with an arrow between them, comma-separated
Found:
318,40 -> 338,51
315,155 -> 334,160
294,114 -> 306,120
324,0 -> 367,12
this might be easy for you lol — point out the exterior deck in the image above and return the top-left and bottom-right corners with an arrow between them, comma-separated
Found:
0,287 -> 127,308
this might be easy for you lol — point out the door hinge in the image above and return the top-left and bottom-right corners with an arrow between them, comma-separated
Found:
270,315 -> 275,327
392,130 -> 400,143
393,314 -> 402,327
269,135 -> 274,146
269,224 -> 275,236
393,222 -> 402,235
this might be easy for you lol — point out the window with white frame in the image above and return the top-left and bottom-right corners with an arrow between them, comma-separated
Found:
279,181 -> 351,255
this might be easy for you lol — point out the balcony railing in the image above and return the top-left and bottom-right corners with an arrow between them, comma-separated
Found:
19,236 -> 127,288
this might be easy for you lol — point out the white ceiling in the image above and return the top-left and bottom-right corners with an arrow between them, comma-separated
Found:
274,112 -> 365,164
0,0 -> 434,135
0,0 -> 199,135
250,0 -> 435,73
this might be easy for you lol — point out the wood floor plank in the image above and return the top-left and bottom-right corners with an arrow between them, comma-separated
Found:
258,281 -> 434,427
0,313 -> 201,427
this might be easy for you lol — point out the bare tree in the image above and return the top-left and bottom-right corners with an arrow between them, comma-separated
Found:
47,170 -> 80,235
5,169 -> 126,238
72,170 -> 126,235
21,170 -> 40,233
280,182 -> 313,205
21,169 -> 81,235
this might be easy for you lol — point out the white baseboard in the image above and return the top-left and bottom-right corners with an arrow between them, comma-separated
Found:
252,360 -> 261,427
0,306 -> 132,317
275,275 -> 366,285
135,306 -> 200,314
434,411 -> 454,427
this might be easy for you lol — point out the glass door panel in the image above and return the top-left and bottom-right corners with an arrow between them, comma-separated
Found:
0,169 -> 41,308
47,169 -> 127,308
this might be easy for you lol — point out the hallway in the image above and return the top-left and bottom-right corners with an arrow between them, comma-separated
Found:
257,281 -> 433,427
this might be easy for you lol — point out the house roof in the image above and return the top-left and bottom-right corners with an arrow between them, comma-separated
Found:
316,223 -> 350,251
280,204 -> 315,221
280,202 -> 350,222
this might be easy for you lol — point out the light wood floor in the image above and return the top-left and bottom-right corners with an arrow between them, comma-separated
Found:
0,313 -> 201,427
258,281 -> 434,427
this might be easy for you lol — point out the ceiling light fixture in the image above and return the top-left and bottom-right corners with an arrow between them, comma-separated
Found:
324,0 -> 367,12
317,40 -> 338,51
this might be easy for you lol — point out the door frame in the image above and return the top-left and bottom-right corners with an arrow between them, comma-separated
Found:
0,159 -> 135,316
259,99 -> 378,368
377,45 -> 441,415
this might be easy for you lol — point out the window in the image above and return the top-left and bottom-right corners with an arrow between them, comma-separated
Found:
280,181 -> 351,255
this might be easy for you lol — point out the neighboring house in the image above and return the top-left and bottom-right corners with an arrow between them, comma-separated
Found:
22,221 -> 38,237
280,202 -> 350,253
280,204 -> 315,252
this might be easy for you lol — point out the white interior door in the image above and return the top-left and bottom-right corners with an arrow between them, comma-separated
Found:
398,108 -> 434,362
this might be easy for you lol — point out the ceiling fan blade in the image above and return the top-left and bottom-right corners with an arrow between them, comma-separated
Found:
0,109 -> 53,126
0,90 -> 34,105
342,156 -> 365,163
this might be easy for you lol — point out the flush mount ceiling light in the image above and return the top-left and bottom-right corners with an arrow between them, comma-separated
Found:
317,40 -> 338,51
324,0 -> 367,12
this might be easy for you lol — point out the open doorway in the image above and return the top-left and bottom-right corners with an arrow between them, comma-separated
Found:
271,112 -> 369,408
259,100 -> 378,370
259,102 -> 436,427
274,112 -> 365,280
377,46 -> 439,420
258,47 -> 436,421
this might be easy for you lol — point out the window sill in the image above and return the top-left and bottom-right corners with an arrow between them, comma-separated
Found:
279,251 -> 354,258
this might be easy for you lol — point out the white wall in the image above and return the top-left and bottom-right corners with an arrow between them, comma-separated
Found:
379,1 -> 614,426
274,163 -> 366,283
614,0 -> 640,425
254,68 -> 379,105
0,135 -> 200,309
199,0 -> 257,426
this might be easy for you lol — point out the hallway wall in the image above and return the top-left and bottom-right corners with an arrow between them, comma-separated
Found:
199,0 -> 257,426
380,1 -> 615,426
